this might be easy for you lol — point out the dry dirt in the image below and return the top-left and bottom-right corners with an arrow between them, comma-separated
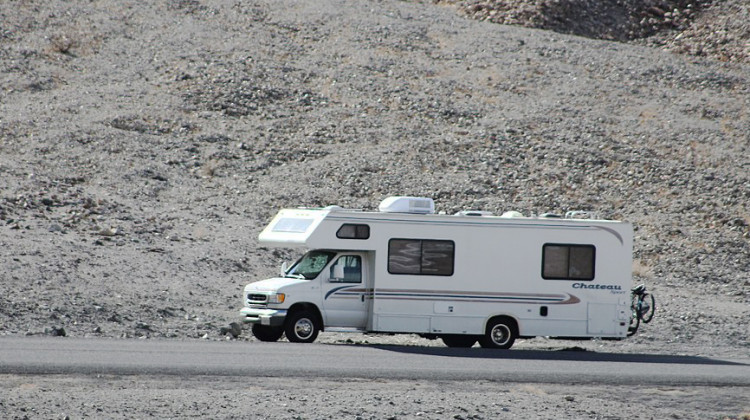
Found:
2,374 -> 749,420
1,0 -> 748,418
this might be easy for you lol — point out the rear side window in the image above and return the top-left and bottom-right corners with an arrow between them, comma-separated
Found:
336,224 -> 370,240
388,239 -> 454,276
542,244 -> 595,280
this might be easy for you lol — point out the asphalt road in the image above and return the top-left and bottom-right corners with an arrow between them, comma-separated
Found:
1,337 -> 748,386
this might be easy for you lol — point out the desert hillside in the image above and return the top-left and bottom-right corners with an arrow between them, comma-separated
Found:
0,0 -> 747,356
445,0 -> 749,63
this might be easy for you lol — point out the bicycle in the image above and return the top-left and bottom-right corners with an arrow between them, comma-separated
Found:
628,283 -> 656,336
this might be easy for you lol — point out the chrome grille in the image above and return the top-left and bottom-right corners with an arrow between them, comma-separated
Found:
248,293 -> 267,303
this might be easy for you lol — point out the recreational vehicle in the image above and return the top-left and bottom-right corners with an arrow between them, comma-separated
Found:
240,196 -> 644,349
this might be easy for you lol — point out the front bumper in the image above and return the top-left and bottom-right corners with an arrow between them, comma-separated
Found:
240,307 -> 287,327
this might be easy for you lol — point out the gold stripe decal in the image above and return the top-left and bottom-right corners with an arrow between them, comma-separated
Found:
369,289 -> 580,305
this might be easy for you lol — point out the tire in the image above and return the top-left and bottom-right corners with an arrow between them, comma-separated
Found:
641,293 -> 656,324
284,310 -> 319,343
441,335 -> 477,348
631,293 -> 641,316
478,318 -> 516,349
251,324 -> 284,342
627,313 -> 640,337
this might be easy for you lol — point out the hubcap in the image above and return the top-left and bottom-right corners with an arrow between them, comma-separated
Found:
294,318 -> 313,339
491,324 -> 510,345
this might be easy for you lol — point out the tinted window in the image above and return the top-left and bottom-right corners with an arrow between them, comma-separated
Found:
421,240 -> 454,275
336,224 -> 370,240
542,244 -> 595,280
388,239 -> 454,276
388,239 -> 422,274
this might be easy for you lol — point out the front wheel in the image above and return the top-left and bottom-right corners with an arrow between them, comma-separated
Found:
641,293 -> 656,324
285,310 -> 320,343
252,324 -> 284,342
479,318 -> 516,349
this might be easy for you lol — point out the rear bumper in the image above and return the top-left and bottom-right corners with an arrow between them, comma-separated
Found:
240,307 -> 287,327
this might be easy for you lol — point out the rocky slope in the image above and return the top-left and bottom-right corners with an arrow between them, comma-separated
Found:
444,0 -> 749,62
0,0 -> 748,359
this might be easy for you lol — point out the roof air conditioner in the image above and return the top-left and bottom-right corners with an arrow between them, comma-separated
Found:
378,196 -> 435,214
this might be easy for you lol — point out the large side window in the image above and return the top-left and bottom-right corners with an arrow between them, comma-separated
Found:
336,224 -> 370,240
388,239 -> 454,276
542,244 -> 595,280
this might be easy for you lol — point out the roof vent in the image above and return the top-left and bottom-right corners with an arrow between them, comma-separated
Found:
565,210 -> 598,219
500,211 -> 523,218
455,210 -> 493,217
379,196 -> 435,214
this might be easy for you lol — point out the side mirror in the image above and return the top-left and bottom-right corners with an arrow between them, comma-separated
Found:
280,261 -> 289,276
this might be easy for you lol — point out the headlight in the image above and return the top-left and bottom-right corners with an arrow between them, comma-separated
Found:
268,293 -> 285,304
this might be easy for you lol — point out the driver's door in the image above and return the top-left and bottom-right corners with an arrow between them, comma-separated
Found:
321,253 -> 368,329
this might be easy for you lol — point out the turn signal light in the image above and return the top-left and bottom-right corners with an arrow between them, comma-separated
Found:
269,293 -> 285,304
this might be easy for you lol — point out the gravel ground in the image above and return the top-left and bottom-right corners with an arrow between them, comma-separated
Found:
0,0 -> 748,417
2,374 -> 749,420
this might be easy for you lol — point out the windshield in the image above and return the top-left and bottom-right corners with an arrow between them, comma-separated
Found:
285,250 -> 336,280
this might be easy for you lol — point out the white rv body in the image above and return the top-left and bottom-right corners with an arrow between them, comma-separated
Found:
241,197 -> 634,348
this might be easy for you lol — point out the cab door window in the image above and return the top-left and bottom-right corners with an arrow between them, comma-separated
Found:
329,255 -> 362,283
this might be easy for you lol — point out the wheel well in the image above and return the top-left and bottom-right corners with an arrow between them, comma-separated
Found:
485,315 -> 519,335
287,303 -> 324,331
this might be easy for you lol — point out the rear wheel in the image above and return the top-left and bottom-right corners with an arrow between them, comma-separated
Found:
627,314 -> 640,336
441,335 -> 477,348
479,318 -> 516,349
285,310 -> 319,343
251,325 -> 284,342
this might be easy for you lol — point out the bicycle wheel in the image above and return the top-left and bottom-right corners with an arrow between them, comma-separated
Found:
627,294 -> 641,336
641,293 -> 655,323
627,308 -> 640,336
631,293 -> 641,317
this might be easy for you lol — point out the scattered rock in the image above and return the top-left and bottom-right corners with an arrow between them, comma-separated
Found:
136,322 -> 152,331
47,326 -> 66,337
97,227 -> 118,237
229,322 -> 243,338
48,224 -> 64,233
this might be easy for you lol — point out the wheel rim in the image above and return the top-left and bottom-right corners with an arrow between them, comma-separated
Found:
490,324 -> 511,346
294,318 -> 314,340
